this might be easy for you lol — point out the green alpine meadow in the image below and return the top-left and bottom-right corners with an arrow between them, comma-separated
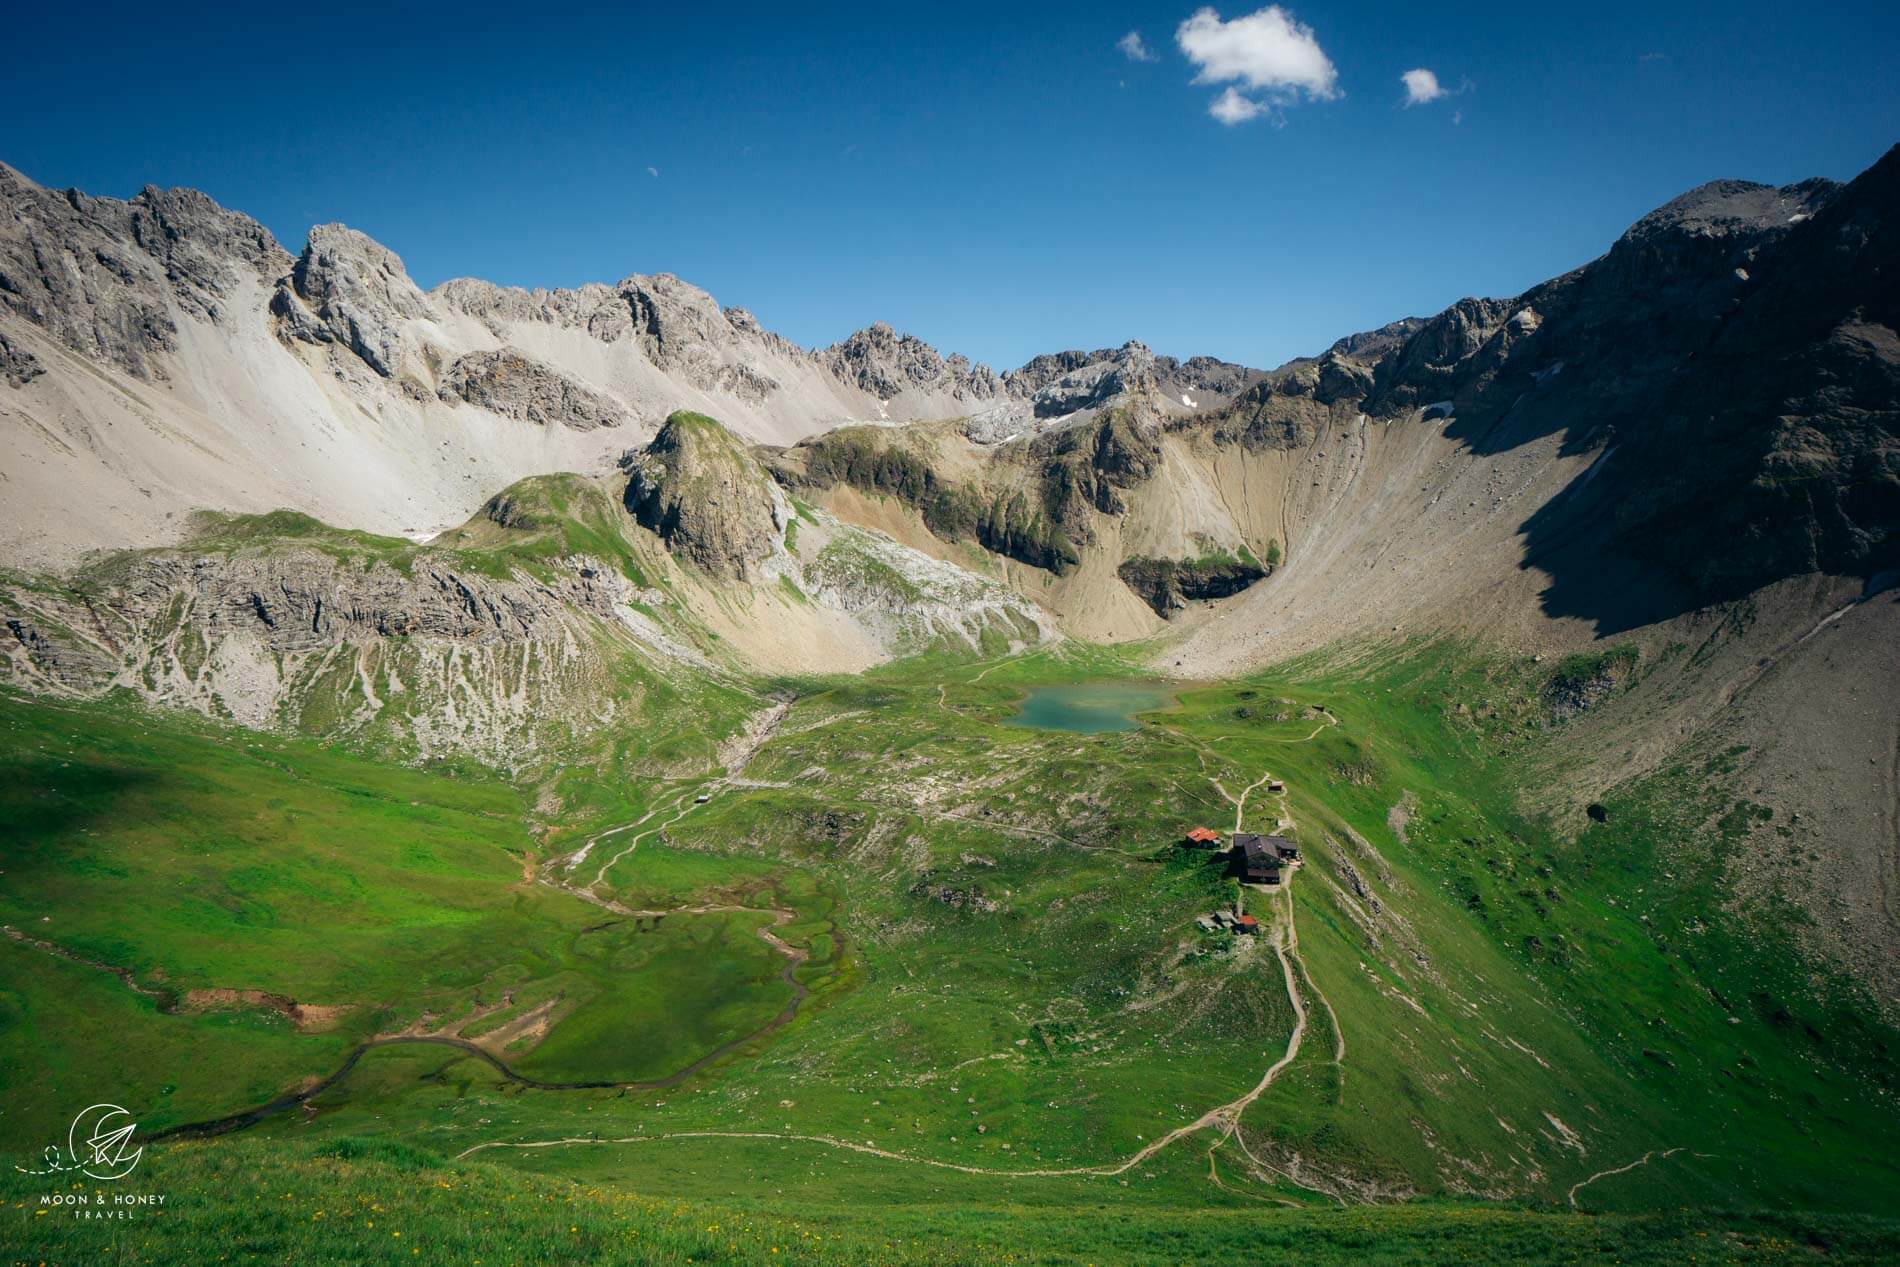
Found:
2,17 -> 1898,1261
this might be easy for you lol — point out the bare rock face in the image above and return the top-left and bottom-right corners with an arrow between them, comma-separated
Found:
432,275 -> 632,342
1323,317 -> 1429,362
825,321 -> 1007,404
0,539 -> 657,767
270,223 -> 439,384
1007,347 -> 1120,397
1185,147 -> 1896,615
118,552 -> 588,646
1027,344 -> 1157,418
436,348 -> 629,430
0,327 -> 42,386
622,411 -> 785,581
0,162 -> 288,380
1006,341 -> 1259,417
626,273 -> 744,374
434,272 -> 803,402
1171,354 -> 1262,397
1367,298 -> 1516,412
1117,553 -> 1270,618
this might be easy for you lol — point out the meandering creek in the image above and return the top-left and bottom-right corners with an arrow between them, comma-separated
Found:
149,904 -> 808,1142
144,699 -> 815,1145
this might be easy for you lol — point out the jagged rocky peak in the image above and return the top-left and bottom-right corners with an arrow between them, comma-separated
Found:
1622,175 -> 1840,247
271,223 -> 441,383
1007,341 -> 1261,418
621,410 -> 787,582
1169,353 -> 1263,397
623,272 -> 744,369
1582,174 -> 1843,313
0,162 -> 287,380
825,321 -> 1007,403
1008,341 -> 1152,399
1366,297 -> 1519,411
1322,317 -> 1428,363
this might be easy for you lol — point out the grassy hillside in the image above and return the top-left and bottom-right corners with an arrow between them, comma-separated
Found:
8,1136 -> 1897,1266
0,695 -> 837,1147
3,634 -> 1897,1258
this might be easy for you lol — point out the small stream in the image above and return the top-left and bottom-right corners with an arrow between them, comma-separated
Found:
146,910 -> 809,1144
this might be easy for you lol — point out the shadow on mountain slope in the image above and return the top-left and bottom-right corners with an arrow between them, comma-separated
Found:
1429,144 -> 1900,629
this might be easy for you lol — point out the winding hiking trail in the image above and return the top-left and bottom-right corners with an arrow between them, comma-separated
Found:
1217,758 -> 1348,1079
460,719 -> 1346,1195
562,695 -> 793,889
135,689 -> 1345,1196
1567,1147 -> 1685,1208
140,695 -> 815,1146
146,899 -> 812,1145
456,882 -> 1314,1181
1215,769 -> 1276,835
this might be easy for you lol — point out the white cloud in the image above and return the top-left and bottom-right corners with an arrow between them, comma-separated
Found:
1117,31 -> 1156,63
1401,68 -> 1447,106
1208,85 -> 1273,126
1176,5 -> 1340,123
646,166 -> 660,178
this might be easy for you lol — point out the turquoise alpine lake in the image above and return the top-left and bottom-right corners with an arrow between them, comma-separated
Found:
1005,682 -> 1177,733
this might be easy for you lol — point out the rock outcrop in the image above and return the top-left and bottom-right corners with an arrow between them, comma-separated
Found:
0,533 -> 656,767
622,411 -> 786,581
824,322 -> 1007,405
0,161 -> 288,380
0,327 -> 42,386
1007,341 -> 1260,416
1117,553 -> 1270,618
437,349 -> 629,429
271,223 -> 440,387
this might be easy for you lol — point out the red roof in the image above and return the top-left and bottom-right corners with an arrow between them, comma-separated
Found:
1186,826 -> 1221,843
1236,914 -> 1260,929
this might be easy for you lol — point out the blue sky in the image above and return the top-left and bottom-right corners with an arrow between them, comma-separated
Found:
5,1 -> 1896,369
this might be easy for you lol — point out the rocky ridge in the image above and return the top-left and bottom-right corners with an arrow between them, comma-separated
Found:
1006,341 -> 1261,416
0,538 -> 661,766
0,160 -> 1262,567
0,160 -> 289,380
782,148 -> 1897,631
823,322 -> 1008,407
0,410 -> 1053,762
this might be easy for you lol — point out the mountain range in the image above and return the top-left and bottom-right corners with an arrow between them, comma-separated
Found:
2,144 -> 1898,1165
